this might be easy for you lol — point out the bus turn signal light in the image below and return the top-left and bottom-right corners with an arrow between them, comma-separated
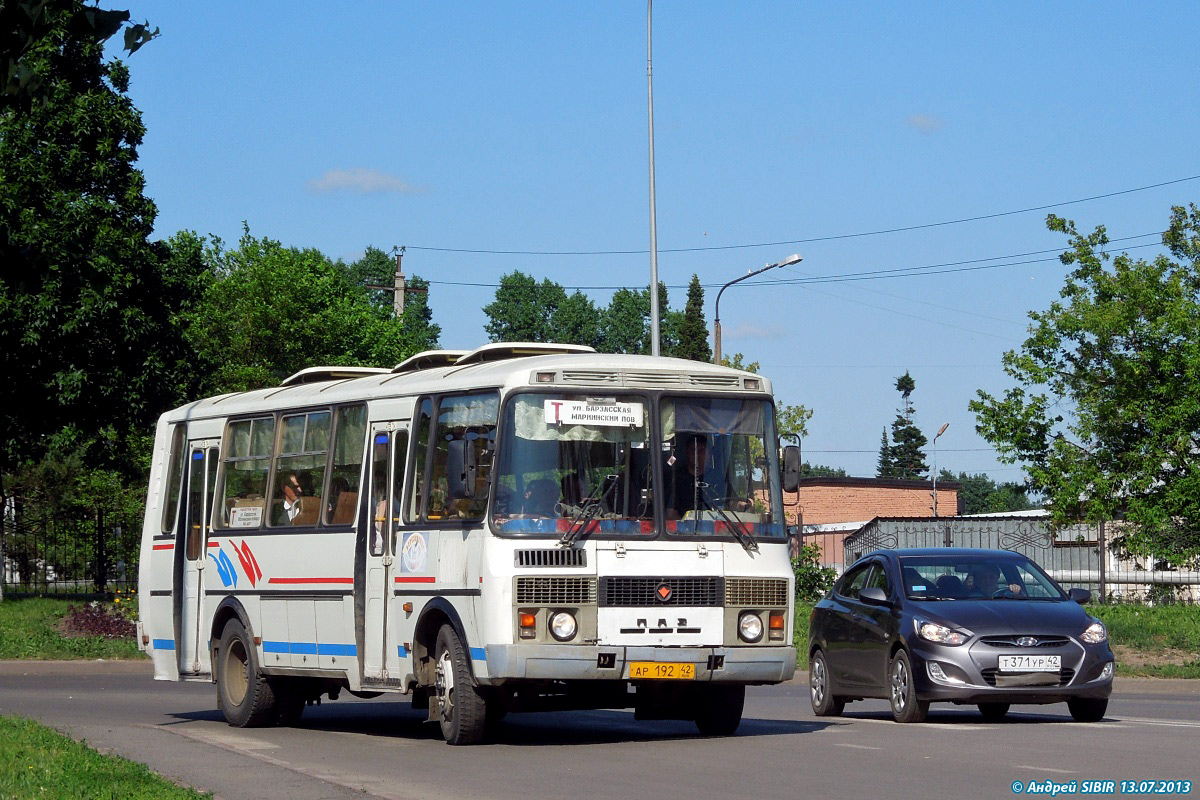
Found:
769,612 -> 785,641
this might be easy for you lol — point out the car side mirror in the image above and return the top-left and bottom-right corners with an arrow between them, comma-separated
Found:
1068,587 -> 1091,605
782,445 -> 801,493
859,586 -> 891,607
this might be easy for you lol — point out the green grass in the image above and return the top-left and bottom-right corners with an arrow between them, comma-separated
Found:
0,715 -> 211,799
793,600 -> 1200,678
0,598 -> 142,660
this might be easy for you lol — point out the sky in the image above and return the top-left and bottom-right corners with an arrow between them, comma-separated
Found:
116,2 -> 1200,481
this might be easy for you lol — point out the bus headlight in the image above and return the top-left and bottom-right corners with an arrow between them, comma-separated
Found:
738,612 -> 764,643
549,611 -> 578,642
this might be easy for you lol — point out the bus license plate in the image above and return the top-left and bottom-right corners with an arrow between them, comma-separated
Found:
629,661 -> 695,680
998,655 -> 1061,672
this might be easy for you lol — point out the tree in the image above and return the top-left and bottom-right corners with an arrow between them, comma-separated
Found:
600,287 -> 650,354
0,0 -> 186,479
882,372 -> 928,479
971,205 -> 1200,564
183,229 -> 427,395
876,428 -> 893,477
674,274 -> 711,363
344,246 -> 441,354
482,271 -> 567,343
941,470 -> 1036,515
802,462 -> 848,478
550,290 -> 602,349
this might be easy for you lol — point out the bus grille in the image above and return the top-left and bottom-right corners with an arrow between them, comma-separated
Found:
724,578 -> 789,607
515,576 -> 596,605
514,548 -> 587,568
599,576 -> 723,607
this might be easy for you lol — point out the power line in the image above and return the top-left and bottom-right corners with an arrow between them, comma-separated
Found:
404,175 -> 1198,256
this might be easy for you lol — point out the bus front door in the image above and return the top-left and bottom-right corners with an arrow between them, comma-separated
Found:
363,425 -> 409,684
178,442 -> 218,675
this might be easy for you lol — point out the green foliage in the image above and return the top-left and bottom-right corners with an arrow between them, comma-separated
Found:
802,462 -> 848,478
777,404 -> 813,441
551,290 -> 603,349
0,715 -> 210,799
183,229 -> 432,395
941,470 -> 1036,515
0,3 -> 196,480
972,205 -> 1200,565
879,372 -> 928,478
0,598 -> 140,659
674,274 -> 712,362
720,353 -> 760,373
793,600 -> 813,669
482,270 -> 568,343
792,543 -> 837,602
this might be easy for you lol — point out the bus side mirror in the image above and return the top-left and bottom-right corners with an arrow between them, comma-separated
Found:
447,439 -> 477,500
782,445 -> 801,493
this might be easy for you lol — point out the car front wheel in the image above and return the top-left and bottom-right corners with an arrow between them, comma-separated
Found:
810,650 -> 845,717
1067,697 -> 1108,722
888,650 -> 928,723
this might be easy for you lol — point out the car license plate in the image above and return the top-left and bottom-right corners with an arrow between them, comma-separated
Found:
629,661 -> 695,680
998,654 -> 1061,672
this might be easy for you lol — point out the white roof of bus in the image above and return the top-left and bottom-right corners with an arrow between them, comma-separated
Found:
160,345 -> 770,423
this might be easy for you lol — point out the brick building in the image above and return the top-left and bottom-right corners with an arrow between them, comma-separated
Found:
785,476 -> 960,570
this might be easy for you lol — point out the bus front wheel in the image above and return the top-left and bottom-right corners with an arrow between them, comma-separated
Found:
694,684 -> 745,736
433,624 -> 487,745
216,618 -> 278,728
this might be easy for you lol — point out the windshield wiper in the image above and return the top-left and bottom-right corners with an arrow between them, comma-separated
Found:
559,473 -> 618,548
698,483 -> 758,554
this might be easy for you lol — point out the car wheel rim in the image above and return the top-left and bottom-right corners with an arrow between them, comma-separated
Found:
891,659 -> 908,712
225,638 -> 249,705
811,657 -> 826,707
435,648 -> 455,724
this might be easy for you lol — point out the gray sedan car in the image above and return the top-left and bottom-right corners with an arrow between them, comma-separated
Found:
808,548 -> 1114,722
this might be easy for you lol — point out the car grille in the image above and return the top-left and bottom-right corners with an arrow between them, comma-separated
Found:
725,578 -> 789,607
598,576 -> 723,607
515,576 -> 596,605
981,667 -> 1075,687
979,635 -> 1071,648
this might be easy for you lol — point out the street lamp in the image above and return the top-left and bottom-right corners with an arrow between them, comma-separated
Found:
931,422 -> 949,517
713,253 -> 802,365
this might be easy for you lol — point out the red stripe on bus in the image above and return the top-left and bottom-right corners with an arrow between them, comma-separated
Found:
207,541 -> 220,548
394,576 -> 436,584
152,544 -> 174,551
267,577 -> 354,584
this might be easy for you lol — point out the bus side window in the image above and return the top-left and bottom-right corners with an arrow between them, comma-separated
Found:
215,417 -> 274,530
270,410 -> 329,527
409,398 -> 433,521
430,393 -> 498,521
161,423 -> 186,535
324,404 -> 366,526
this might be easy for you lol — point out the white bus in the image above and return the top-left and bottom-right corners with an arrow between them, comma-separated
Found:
138,343 -> 798,744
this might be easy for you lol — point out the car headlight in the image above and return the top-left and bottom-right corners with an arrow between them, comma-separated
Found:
914,618 -> 969,646
549,611 -> 578,642
738,612 -> 764,643
1081,619 -> 1107,644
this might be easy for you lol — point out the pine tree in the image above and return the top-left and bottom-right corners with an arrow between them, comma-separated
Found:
888,371 -> 928,478
877,427 -> 895,477
674,274 -> 712,362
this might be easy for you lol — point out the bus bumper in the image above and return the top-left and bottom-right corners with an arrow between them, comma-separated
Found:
479,644 -> 796,684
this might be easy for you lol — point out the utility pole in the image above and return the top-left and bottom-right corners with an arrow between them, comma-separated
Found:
392,246 -> 406,317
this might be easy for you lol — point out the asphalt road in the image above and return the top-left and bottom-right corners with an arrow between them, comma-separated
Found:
1,661 -> 1198,800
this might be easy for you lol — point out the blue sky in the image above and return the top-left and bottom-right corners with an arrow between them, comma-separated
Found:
120,2 -> 1200,481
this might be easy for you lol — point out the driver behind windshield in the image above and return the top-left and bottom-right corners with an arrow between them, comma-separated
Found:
666,434 -> 708,520
966,563 -> 1026,597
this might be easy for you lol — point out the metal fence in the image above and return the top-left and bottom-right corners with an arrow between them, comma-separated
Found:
797,516 -> 1200,604
1,507 -> 140,598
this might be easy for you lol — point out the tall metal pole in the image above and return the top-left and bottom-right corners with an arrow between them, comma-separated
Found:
646,0 -> 661,356
931,422 -> 948,516
713,255 -> 802,365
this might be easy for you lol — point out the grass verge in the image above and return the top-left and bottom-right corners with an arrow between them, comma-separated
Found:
793,600 -> 1200,678
0,715 -> 211,799
0,598 -> 141,660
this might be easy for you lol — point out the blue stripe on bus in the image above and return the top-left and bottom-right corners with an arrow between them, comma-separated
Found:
262,641 -> 289,654
397,644 -> 409,658
152,639 -> 176,650
470,647 -> 486,661
290,642 -> 318,655
263,640 -> 357,656
318,643 -> 357,656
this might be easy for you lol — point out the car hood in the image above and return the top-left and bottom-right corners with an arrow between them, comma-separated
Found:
911,599 -> 1090,635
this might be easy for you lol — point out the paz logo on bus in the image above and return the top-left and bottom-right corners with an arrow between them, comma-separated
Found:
656,584 -> 673,602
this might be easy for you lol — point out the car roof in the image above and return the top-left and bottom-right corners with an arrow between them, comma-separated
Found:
861,548 -> 1031,561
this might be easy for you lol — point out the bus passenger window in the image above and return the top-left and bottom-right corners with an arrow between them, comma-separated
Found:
270,411 -> 329,527
215,416 -> 274,530
414,393 -> 497,522
323,404 -> 366,526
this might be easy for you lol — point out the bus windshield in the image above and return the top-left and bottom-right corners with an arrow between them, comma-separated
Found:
660,396 -> 784,539
491,392 -> 785,540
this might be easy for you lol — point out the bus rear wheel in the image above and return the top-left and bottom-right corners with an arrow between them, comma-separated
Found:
433,624 -> 486,745
216,618 -> 278,728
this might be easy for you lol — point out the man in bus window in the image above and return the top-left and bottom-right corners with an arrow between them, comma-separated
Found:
275,472 -> 305,525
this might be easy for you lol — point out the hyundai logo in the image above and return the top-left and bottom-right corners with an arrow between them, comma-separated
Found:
1016,636 -> 1039,647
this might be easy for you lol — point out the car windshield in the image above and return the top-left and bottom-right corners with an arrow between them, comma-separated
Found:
898,555 -> 1067,601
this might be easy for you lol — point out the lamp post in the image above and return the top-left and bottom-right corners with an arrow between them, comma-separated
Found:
931,422 -> 949,517
713,254 -> 802,365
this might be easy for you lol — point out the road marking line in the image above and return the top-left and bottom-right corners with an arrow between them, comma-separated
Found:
1014,766 -> 1076,775
834,743 -> 882,750
1113,717 -> 1200,728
